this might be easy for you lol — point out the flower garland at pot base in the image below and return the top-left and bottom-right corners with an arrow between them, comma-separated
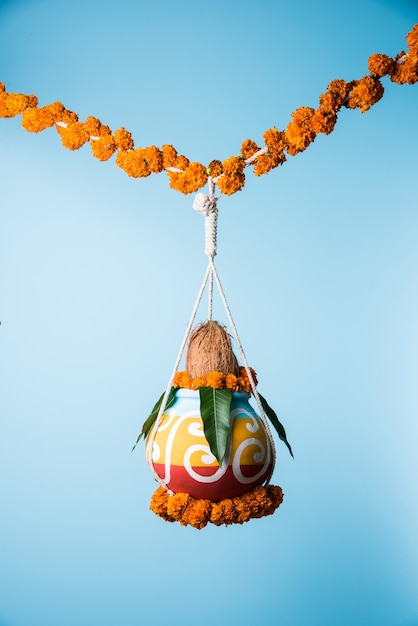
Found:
134,198 -> 293,529
150,484 -> 284,529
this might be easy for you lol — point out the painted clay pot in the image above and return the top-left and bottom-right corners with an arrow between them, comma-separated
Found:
146,389 -> 274,501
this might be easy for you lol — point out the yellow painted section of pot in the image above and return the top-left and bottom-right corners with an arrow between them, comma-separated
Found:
150,413 -> 268,466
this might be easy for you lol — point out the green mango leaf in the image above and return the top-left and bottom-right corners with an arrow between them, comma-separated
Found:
199,386 -> 232,466
258,393 -> 294,458
132,386 -> 177,452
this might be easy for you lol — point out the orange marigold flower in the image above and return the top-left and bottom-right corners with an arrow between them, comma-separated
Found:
285,125 -> 316,156
239,366 -> 258,388
222,155 -> 245,174
0,82 -> 5,92
27,94 -> 38,108
263,127 -> 286,153
217,174 -> 245,195
182,162 -> 208,193
407,23 -> 418,53
207,159 -> 223,178
46,101 -> 66,120
143,145 -> 163,173
390,55 -> 418,85
327,78 -> 351,106
244,485 -> 271,518
113,127 -> 134,151
291,106 -> 315,130
253,151 -> 286,176
167,171 -> 182,192
232,495 -> 251,524
173,371 -> 193,389
166,493 -> 190,521
217,156 -> 246,196
84,116 -> 102,137
21,106 -> 55,132
181,498 -> 212,529
225,373 -> 238,391
60,109 -> 78,125
175,154 -> 190,170
241,139 -> 260,160
236,376 -> 248,393
150,485 -> 168,507
318,91 -> 339,112
97,123 -> 112,137
210,499 -> 237,526
56,122 -> 90,150
115,148 -> 151,178
310,107 -> 337,135
206,371 -> 225,389
0,94 -> 10,118
167,162 -> 207,194
368,53 -> 396,77
266,485 -> 284,511
0,93 -> 30,117
192,375 -> 207,390
253,127 -> 286,175
11,94 -> 31,115
84,118 -> 110,138
346,75 -> 384,112
161,144 -> 178,168
149,486 -> 175,521
285,107 -> 316,155
90,135 -> 116,161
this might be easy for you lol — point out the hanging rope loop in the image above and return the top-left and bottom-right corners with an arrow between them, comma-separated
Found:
193,190 -> 218,258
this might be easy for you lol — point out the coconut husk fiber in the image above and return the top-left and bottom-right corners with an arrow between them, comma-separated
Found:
186,321 -> 240,379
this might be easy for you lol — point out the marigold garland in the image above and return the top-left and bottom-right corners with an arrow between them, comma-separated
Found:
149,483 -> 284,528
173,366 -> 258,393
1,23 -> 417,195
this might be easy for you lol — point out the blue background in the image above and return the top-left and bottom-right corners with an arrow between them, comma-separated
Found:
1,1 -> 418,624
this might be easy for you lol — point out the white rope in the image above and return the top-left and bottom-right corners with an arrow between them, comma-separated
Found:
193,177 -> 218,317
193,189 -> 218,258
208,270 -> 214,320
145,260 -> 213,491
147,185 -> 219,486
243,146 -> 268,165
209,258 -> 276,484
165,166 -> 184,173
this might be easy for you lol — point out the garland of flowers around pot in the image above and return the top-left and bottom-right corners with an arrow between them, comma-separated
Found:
130,191 -> 294,528
0,24 -> 417,197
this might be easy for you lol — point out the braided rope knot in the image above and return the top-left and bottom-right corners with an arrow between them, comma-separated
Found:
193,192 -> 218,258
193,192 -> 217,216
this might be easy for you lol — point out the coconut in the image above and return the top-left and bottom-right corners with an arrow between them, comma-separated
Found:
185,320 -> 240,379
